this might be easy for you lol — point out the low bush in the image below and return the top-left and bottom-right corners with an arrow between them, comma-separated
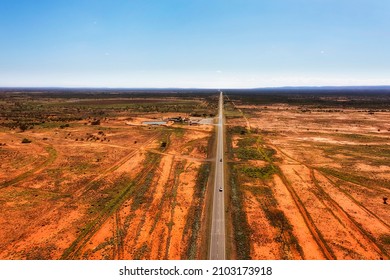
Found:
21,138 -> 32,143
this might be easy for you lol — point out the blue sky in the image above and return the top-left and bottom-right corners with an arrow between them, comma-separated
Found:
0,0 -> 389,88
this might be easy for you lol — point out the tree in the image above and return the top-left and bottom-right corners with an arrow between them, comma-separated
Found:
91,119 -> 100,125
19,123 -> 29,132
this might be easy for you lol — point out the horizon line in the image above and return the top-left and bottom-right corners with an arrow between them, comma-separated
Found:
1,85 -> 390,91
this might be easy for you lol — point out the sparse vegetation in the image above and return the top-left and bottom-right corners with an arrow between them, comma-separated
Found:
1,88 -> 389,260
90,119 -> 101,125
248,185 -> 304,259
59,123 -> 70,129
381,235 -> 390,245
224,89 -> 390,260
184,163 -> 210,259
21,138 -> 32,143
229,163 -> 251,259
318,167 -> 390,189
237,165 -> 276,180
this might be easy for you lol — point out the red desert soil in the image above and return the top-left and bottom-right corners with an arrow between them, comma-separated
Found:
227,102 -> 390,260
0,115 -> 212,259
76,129 -> 209,260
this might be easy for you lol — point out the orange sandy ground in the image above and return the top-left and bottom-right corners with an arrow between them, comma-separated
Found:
0,118 -> 212,259
228,104 -> 390,259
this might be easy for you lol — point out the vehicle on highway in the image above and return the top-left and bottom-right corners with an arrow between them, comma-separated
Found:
220,158 -> 222,162
219,187 -> 223,192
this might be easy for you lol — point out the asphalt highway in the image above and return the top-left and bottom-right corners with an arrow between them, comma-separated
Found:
209,91 -> 225,260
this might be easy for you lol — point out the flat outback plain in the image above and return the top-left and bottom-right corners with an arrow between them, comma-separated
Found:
224,89 -> 390,260
0,89 -> 216,260
0,88 -> 389,260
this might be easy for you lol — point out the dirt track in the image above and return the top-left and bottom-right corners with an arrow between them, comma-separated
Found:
226,100 -> 390,260
0,114 -> 213,259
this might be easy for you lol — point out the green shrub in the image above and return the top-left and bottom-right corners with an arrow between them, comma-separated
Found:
238,165 -> 276,179
21,138 -> 32,144
236,136 -> 257,147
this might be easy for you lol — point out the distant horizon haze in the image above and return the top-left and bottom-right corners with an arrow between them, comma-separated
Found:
1,85 -> 390,91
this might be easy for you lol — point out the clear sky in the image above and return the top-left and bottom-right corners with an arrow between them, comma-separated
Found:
1,0 -> 389,88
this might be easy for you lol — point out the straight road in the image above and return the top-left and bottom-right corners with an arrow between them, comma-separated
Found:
209,91 -> 225,259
